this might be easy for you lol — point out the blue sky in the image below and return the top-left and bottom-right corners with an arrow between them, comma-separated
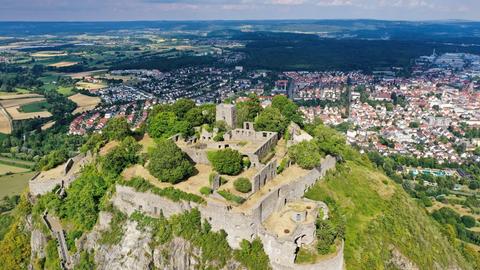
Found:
0,0 -> 478,21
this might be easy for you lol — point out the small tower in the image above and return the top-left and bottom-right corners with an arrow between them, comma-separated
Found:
216,104 -> 237,129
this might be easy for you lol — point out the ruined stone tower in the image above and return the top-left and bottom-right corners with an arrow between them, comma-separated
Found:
215,103 -> 237,129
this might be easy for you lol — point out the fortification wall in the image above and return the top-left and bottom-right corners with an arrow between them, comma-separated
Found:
110,156 -> 338,269
252,159 -> 277,193
181,147 -> 210,165
112,185 -> 197,217
271,241 -> 345,270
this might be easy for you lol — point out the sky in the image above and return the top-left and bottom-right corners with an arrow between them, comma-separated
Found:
0,0 -> 478,21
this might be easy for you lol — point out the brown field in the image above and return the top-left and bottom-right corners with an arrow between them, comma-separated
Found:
68,93 -> 101,114
41,120 -> 56,131
48,61 -> 78,68
31,51 -> 68,57
68,69 -> 108,79
6,107 -> 52,120
75,81 -> 107,91
0,108 -> 12,134
0,97 -> 45,108
0,95 -> 52,121
0,93 -> 42,100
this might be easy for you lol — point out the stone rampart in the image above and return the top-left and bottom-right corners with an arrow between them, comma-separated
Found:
252,159 -> 277,193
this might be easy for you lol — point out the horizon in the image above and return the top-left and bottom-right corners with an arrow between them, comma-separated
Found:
0,0 -> 478,21
0,18 -> 479,23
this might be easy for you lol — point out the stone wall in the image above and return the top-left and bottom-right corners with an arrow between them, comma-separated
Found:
110,156 -> 338,270
252,159 -> 277,193
112,185 -> 197,218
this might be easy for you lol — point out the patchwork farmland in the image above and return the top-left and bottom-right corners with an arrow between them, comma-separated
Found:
0,94 -> 53,134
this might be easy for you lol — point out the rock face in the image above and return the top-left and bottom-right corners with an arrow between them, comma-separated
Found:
83,220 -> 153,270
79,214 -> 244,270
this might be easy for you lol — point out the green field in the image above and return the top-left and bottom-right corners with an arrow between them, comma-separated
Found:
19,101 -> 51,113
0,171 -> 35,198
57,86 -> 74,96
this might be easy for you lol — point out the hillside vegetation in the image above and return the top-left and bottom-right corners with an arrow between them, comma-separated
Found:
306,160 -> 473,269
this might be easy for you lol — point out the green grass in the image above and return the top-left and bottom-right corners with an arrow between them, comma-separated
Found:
0,172 -> 35,198
305,161 -> 472,269
57,86 -> 74,96
19,101 -> 51,113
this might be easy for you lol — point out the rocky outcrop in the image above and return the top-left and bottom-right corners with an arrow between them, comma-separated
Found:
77,212 -> 244,270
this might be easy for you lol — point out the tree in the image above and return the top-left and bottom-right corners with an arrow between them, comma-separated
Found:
147,111 -> 192,139
185,107 -> 205,127
271,95 -> 303,125
171,98 -> 195,119
147,140 -> 194,184
254,107 -> 288,135
461,215 -> 476,228
104,117 -> 130,141
102,136 -> 141,175
313,124 -> 347,157
288,140 -> 323,169
236,94 -> 263,127
234,178 -> 252,193
234,239 -> 271,270
207,149 -> 243,175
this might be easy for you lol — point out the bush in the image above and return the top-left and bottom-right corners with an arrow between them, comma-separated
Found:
104,117 -> 131,141
217,190 -> 245,204
147,140 -> 194,184
234,239 -> 271,270
234,178 -> 252,193
462,215 -> 476,228
102,136 -> 141,175
288,140 -> 323,169
207,149 -> 243,175
200,186 -> 213,195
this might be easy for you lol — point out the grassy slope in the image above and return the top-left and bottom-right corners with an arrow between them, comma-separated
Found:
305,161 -> 471,270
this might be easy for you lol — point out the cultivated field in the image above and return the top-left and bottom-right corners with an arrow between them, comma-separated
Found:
68,93 -> 101,114
0,163 -> 30,175
0,109 -> 12,134
0,171 -> 36,198
68,69 -> 108,79
0,94 -> 52,125
48,61 -> 79,68
75,81 -> 107,91
31,51 -> 68,58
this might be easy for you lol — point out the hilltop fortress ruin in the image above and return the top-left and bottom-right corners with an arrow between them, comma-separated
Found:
29,103 -> 343,270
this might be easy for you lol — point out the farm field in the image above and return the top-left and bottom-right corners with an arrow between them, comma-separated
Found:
31,51 -> 68,58
0,156 -> 35,168
0,95 -> 53,120
75,81 -> 107,90
48,61 -> 78,68
69,93 -> 101,114
0,171 -> 36,198
68,69 -> 108,79
0,163 -> 29,175
19,101 -> 51,113
57,86 -> 74,96
0,109 -> 12,134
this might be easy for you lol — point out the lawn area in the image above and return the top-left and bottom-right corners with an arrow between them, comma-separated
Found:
0,163 -> 30,175
304,161 -> 470,269
0,171 -> 35,198
19,101 -> 51,113
57,86 -> 74,96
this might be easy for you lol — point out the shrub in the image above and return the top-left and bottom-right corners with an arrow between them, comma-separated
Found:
200,186 -> 213,195
104,117 -> 131,141
462,215 -> 476,228
217,190 -> 245,204
234,239 -> 271,270
288,140 -> 323,169
147,140 -> 194,184
234,178 -> 252,193
207,149 -> 243,175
